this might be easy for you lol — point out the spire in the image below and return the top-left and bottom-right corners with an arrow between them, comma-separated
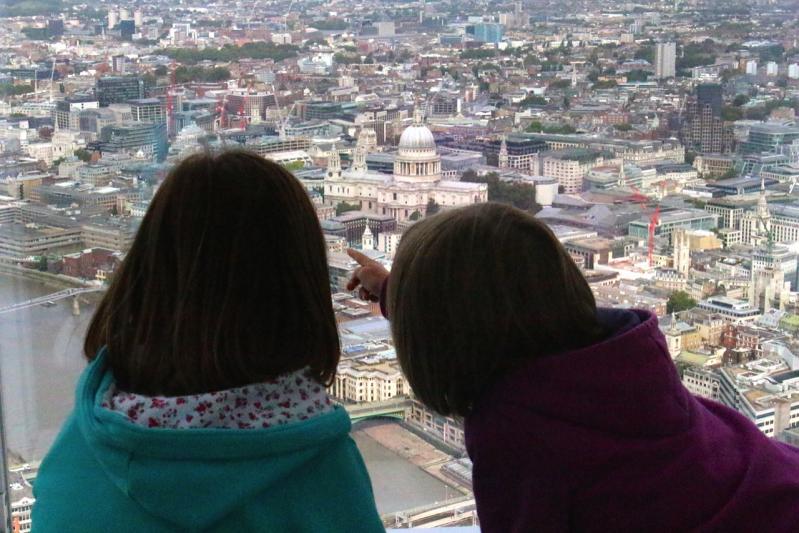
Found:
361,225 -> 374,250
669,312 -> 679,334
327,143 -> 341,179
498,135 -> 509,169
352,144 -> 367,174
618,163 -> 626,187
413,106 -> 424,125
757,175 -> 770,219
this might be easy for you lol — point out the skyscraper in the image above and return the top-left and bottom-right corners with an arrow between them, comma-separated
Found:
681,84 -> 734,154
697,84 -> 722,117
655,42 -> 676,79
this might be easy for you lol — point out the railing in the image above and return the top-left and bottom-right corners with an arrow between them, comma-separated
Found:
383,496 -> 477,528
344,397 -> 411,422
0,287 -> 103,315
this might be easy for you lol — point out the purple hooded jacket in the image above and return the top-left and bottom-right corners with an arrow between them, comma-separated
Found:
465,308 -> 799,532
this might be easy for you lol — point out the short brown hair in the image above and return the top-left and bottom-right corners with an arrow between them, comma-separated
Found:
85,150 -> 339,395
388,203 -> 604,416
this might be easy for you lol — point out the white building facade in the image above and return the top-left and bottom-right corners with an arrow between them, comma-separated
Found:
325,110 -> 487,222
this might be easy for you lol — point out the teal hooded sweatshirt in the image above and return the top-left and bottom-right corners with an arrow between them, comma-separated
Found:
32,352 -> 384,532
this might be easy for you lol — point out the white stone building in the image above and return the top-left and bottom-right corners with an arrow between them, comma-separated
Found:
325,110 -> 487,222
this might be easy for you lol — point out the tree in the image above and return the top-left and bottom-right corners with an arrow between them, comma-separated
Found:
614,123 -> 632,131
426,199 -> 440,216
461,172 -> 541,213
0,83 -> 34,97
733,94 -> 750,107
523,54 -> 541,67
335,201 -> 360,216
721,106 -> 743,121
409,210 -> 422,221
667,291 -> 697,314
154,65 -> 168,76
37,256 -> 48,272
548,79 -> 571,90
156,42 -> 298,64
74,148 -> 92,162
519,95 -> 547,108
634,46 -> 654,63
174,66 -> 231,83
281,160 -> 306,171
592,80 -> 618,90
526,120 -> 543,133
744,107 -> 768,121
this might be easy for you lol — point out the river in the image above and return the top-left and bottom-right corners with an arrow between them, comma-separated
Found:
0,273 -> 456,515
0,273 -> 94,462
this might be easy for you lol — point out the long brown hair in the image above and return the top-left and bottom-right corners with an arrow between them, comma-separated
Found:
388,203 -> 605,417
85,150 -> 340,395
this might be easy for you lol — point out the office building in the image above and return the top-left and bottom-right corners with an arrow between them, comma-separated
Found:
738,124 -> 799,156
82,216 -> 139,252
719,360 -> 799,438
428,90 -> 461,117
485,135 -> 546,169
749,245 -> 796,312
628,208 -> 718,239
542,149 -> 616,194
766,62 -> 779,76
96,76 -> 145,107
698,296 -> 761,323
472,23 -> 504,44
704,199 -> 745,229
98,121 -> 168,162
0,223 -> 82,260
129,98 -> 167,124
53,97 -> 99,130
654,42 -> 676,79
376,21 -> 395,37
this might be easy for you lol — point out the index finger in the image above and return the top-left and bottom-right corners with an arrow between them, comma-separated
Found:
346,248 -> 372,266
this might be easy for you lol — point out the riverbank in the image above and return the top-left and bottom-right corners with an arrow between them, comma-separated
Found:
0,263 -> 89,291
358,421 -> 471,496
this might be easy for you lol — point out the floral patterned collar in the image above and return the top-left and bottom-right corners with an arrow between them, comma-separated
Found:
101,369 -> 334,430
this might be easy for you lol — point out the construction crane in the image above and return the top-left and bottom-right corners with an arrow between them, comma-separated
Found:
49,59 -> 57,102
648,206 -> 660,267
216,93 -> 229,130
166,61 -> 177,137
283,0 -> 295,30
270,82 -> 294,138
621,171 -> 661,267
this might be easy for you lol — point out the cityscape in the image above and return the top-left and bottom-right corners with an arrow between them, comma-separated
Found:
2,0 -> 799,530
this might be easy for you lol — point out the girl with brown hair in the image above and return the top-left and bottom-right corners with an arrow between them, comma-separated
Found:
33,151 -> 383,532
349,202 -> 799,532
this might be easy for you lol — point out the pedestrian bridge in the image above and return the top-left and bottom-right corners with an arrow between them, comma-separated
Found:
384,496 -> 478,528
344,398 -> 411,423
0,287 -> 103,315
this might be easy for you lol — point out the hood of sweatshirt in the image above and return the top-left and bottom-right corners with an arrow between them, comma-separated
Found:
75,351 -> 354,531
464,308 -> 799,531
469,308 -> 691,438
